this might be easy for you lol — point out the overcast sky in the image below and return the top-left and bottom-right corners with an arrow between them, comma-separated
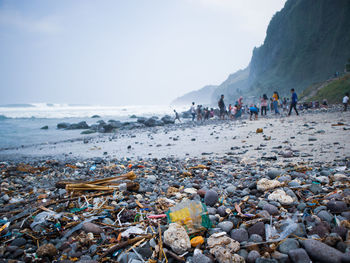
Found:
0,0 -> 286,106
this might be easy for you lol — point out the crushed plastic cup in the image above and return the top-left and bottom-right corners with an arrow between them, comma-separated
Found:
166,200 -> 211,233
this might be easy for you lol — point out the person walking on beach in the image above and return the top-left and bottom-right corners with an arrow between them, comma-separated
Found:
190,102 -> 196,121
197,105 -> 202,121
218,94 -> 226,120
261,94 -> 268,116
174,110 -> 181,122
288,88 -> 299,116
272,91 -> 280,114
343,93 -> 349,112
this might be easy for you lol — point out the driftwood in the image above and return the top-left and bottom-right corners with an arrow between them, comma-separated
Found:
55,171 -> 139,192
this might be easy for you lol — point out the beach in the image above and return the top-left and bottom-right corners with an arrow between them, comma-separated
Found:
1,109 -> 349,162
0,108 -> 350,262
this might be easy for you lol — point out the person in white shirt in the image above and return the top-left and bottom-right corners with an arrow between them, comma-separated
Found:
190,102 -> 196,121
343,93 -> 349,112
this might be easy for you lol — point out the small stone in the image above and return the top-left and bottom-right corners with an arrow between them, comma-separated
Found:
217,221 -> 233,233
303,239 -> 344,263
247,250 -> 260,263
263,203 -> 279,215
83,222 -> 103,234
268,189 -> 294,205
271,251 -> 289,263
10,238 -> 26,247
256,258 -> 278,263
163,223 -> 191,254
249,234 -> 263,242
288,248 -> 310,263
267,169 -> 282,179
248,222 -> 265,237
327,200 -> 347,213
230,229 -> 249,243
204,190 -> 219,206
217,206 -> 227,217
36,243 -> 57,258
193,250 -> 214,263
318,210 -> 333,223
278,238 -> 299,254
257,178 -> 282,191
308,183 -> 322,194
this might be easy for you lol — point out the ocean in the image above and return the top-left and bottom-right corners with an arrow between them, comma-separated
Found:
0,103 -> 188,149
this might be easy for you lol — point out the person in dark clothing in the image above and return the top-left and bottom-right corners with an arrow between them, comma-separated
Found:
288,88 -> 299,116
218,94 -> 226,120
174,110 -> 181,122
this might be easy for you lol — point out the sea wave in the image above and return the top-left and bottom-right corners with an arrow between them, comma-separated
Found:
0,104 -> 188,119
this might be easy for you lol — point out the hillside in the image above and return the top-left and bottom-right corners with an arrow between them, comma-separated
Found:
246,0 -> 350,98
300,73 -> 350,104
171,85 -> 217,106
174,0 -> 350,105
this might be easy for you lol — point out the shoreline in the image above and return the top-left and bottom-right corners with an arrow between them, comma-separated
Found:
0,108 -> 349,163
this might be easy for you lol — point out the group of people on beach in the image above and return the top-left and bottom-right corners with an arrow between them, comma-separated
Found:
216,88 -> 300,121
174,89 -> 349,123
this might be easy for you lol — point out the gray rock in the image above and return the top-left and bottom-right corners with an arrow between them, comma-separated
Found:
249,234 -> 263,243
238,249 -> 248,260
278,238 -> 299,254
193,252 -> 214,263
10,238 -> 26,247
83,222 -> 103,234
309,183 -> 322,194
318,210 -> 333,223
327,200 -> 347,213
303,239 -> 344,263
230,228 -> 249,243
248,222 -> 265,237
204,190 -> 219,206
217,206 -> 227,217
314,205 -> 327,214
263,203 -> 279,215
288,248 -> 310,263
267,169 -> 282,179
271,251 -> 289,263
226,185 -> 237,195
256,258 -> 278,263
146,175 -> 157,184
247,250 -> 260,263
217,221 -> 233,233
117,252 -> 139,263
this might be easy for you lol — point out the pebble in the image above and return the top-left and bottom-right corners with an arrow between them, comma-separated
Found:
327,200 -> 347,213
10,238 -> 26,247
217,221 -> 233,233
247,250 -> 260,263
278,238 -> 299,254
230,229 -> 249,243
288,248 -> 311,263
248,222 -> 265,237
36,243 -> 57,258
83,222 -> 103,234
204,190 -> 219,206
303,239 -> 344,263
263,203 -> 279,215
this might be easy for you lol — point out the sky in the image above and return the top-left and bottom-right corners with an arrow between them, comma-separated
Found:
0,0 -> 287,106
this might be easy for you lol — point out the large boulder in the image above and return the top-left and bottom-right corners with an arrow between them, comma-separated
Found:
161,115 -> 175,124
68,121 -> 89,129
57,122 -> 70,129
137,117 -> 147,124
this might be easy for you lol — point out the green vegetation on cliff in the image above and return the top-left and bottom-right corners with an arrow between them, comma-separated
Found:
301,73 -> 350,104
